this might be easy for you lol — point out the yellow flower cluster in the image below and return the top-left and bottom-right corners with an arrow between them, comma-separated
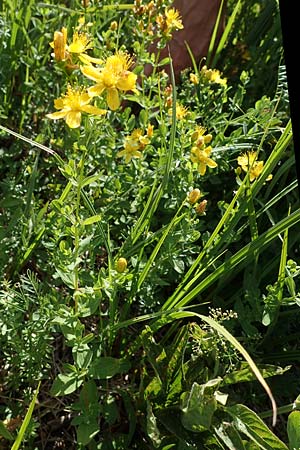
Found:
190,126 -> 217,176
117,127 -> 152,164
134,1 -> 183,39
156,7 -> 184,38
237,151 -> 272,182
200,65 -> 227,86
47,31 -> 137,127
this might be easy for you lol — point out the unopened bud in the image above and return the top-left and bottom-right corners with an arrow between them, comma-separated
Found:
196,199 -> 207,215
53,30 -> 67,61
204,134 -> 213,144
188,188 -> 201,204
115,257 -> 127,273
110,21 -> 118,31
147,123 -> 154,138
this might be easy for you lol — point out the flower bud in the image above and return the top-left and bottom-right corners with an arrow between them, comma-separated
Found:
53,28 -> 67,61
196,199 -> 207,215
188,188 -> 201,204
204,134 -> 213,144
110,21 -> 118,31
115,257 -> 127,273
147,123 -> 154,138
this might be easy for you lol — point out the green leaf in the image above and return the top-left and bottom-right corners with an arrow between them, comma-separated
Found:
81,174 -> 102,188
0,421 -> 14,440
88,357 -> 130,379
214,422 -> 246,450
223,363 -> 291,385
72,344 -> 93,369
287,411 -> 300,450
79,380 -> 99,412
180,380 -> 221,432
103,395 -> 119,426
147,402 -> 161,448
226,404 -> 288,449
77,421 -> 99,446
76,291 -> 100,318
82,215 -> 102,226
50,373 -> 83,396
54,267 -> 76,289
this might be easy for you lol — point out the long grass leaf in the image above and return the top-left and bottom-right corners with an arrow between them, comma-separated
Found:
210,0 -> 243,68
206,0 -> 226,66
170,208 -> 300,310
0,125 -> 65,167
11,381 -> 41,450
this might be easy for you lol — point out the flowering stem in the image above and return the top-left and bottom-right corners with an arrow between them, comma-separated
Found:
73,147 -> 87,312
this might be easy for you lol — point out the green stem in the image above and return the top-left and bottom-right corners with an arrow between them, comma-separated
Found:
73,149 -> 87,312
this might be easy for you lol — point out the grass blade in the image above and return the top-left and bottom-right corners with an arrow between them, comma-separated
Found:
11,381 -> 41,450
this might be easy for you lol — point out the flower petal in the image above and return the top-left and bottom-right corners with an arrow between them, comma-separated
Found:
116,72 -> 137,91
106,88 -> 120,110
78,54 -> 103,65
81,105 -> 107,115
66,111 -> 82,128
206,158 -> 218,168
198,162 -> 207,176
81,65 -> 103,82
46,110 -> 68,120
88,84 -> 105,97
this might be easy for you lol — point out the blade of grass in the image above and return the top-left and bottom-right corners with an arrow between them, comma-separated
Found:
209,0 -> 243,68
11,381 -> 41,450
0,125 -> 65,167
206,0 -> 227,67
169,208 -> 300,310
162,177 -> 248,310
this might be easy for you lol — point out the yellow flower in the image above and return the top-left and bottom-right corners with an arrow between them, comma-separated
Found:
117,129 -> 150,163
50,27 -> 102,65
191,126 -> 212,146
168,103 -> 188,120
81,51 -> 137,110
190,73 -> 199,85
165,7 -> 184,31
190,146 -> 218,176
200,65 -> 227,86
46,85 -> 107,128
175,103 -> 188,120
68,31 -> 103,65
237,151 -> 272,182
